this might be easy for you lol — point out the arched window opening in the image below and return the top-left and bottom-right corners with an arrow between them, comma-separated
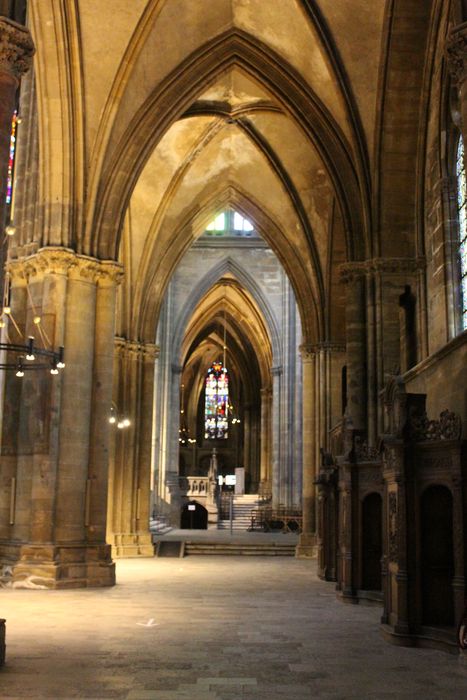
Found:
455,135 -> 467,330
204,210 -> 256,238
6,110 -> 17,206
204,360 -> 229,439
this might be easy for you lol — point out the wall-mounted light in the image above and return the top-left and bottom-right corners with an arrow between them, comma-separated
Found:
109,403 -> 130,429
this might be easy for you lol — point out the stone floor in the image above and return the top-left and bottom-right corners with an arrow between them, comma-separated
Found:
152,528 -> 299,544
0,557 -> 466,699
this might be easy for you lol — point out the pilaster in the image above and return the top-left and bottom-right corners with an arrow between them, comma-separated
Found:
107,337 -> 159,557
259,386 -> 272,490
340,258 -> 425,438
296,344 -> 317,558
340,265 -> 367,432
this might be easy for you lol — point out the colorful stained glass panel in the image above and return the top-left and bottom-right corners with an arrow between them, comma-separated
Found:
6,111 -> 17,205
204,361 -> 229,439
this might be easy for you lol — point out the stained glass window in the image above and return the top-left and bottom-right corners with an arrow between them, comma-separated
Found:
204,360 -> 229,439
6,110 -> 18,205
456,135 -> 467,330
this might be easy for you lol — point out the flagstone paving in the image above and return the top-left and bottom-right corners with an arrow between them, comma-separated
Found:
0,557 -> 466,699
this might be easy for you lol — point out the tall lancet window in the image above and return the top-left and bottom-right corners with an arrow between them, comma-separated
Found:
456,135 -> 467,330
204,361 -> 229,439
6,110 -> 18,205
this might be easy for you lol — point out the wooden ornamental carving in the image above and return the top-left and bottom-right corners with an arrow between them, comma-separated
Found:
388,492 -> 398,562
354,435 -> 380,462
409,409 -> 462,442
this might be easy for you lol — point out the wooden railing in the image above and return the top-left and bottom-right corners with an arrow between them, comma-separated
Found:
248,508 -> 302,533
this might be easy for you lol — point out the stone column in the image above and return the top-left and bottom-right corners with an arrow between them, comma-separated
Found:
340,265 -> 367,431
86,263 -> 123,545
0,249 -> 119,587
0,20 -> 34,554
271,365 -> 282,507
296,345 -> 317,558
243,403 -> 251,488
107,338 -> 158,556
0,19 -> 34,235
55,257 -> 100,545
365,271 -> 377,445
0,262 -> 26,540
259,386 -> 272,491
136,342 -> 159,534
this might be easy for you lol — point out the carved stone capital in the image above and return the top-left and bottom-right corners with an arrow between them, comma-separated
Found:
0,18 -> 35,81
446,22 -> 467,87
299,344 -> 316,362
340,257 -> 425,283
97,261 -> 124,287
114,336 -> 127,356
369,257 -> 425,275
69,256 -> 102,283
339,262 -> 367,284
4,258 -> 26,284
113,337 -> 158,361
142,342 -> 160,361
314,341 -> 346,354
7,247 -> 77,278
11,249 -> 123,284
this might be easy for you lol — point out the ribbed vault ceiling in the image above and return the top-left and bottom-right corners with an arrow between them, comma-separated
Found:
27,0 -> 440,343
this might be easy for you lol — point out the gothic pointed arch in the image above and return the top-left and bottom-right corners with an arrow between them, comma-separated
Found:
133,186 -> 321,344
89,29 -> 368,263
172,255 -> 282,367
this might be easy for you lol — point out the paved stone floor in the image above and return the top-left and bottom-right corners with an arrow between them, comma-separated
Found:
0,557 -> 466,699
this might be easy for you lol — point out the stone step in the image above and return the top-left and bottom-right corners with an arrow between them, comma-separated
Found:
218,520 -> 251,530
184,542 -> 296,556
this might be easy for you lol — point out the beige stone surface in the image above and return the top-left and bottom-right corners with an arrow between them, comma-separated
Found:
1,557 -> 466,699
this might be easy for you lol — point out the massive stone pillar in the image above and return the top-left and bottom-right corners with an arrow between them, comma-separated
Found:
107,338 -> 158,557
296,345 -> 317,558
0,249 -> 121,588
0,18 -> 34,236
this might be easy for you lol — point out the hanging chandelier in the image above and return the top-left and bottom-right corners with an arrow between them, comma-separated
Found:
0,273 -> 65,377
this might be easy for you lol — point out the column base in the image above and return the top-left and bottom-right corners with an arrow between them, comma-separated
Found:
380,623 -> 459,654
0,541 -> 115,589
111,531 -> 154,558
295,532 -> 317,558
